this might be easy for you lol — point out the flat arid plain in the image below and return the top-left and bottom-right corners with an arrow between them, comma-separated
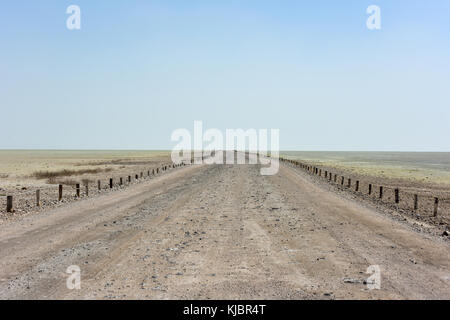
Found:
0,150 -> 449,299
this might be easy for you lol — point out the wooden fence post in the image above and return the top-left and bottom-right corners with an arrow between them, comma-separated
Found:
379,186 -> 383,199
341,176 -> 344,185
413,194 -> 418,211
355,180 -> 359,192
395,188 -> 399,204
109,178 -> 113,189
334,174 -> 337,183
59,184 -> 63,201
98,180 -> 101,190
433,198 -> 439,217
76,184 -> 80,197
347,178 -> 351,188
36,189 -> 40,206
120,177 -> 123,185
368,184 -> 372,195
6,196 -> 13,212
128,176 -> 131,183
135,174 -> 138,180
152,169 -> 155,175
85,183 -> 89,196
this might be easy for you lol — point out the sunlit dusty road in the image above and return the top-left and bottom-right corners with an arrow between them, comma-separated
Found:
0,162 -> 449,299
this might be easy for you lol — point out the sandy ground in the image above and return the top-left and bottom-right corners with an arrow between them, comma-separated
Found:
281,151 -> 450,187
0,162 -> 449,299
0,150 -> 171,187
0,150 -> 173,216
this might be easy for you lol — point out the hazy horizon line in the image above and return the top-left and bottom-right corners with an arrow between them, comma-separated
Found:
0,149 -> 449,153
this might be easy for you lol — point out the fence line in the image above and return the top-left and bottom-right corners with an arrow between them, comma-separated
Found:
2,161 -> 190,213
280,157 -> 448,220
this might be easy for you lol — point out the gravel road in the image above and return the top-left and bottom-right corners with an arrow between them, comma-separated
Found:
0,162 -> 449,299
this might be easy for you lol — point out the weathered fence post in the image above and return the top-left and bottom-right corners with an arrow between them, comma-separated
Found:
109,178 -> 113,189
334,174 -> 337,183
347,178 -> 351,188
152,169 -> 155,175
433,198 -> 439,217
119,177 -> 123,186
59,184 -> 63,201
135,174 -> 138,180
36,189 -> 40,206
6,196 -> 13,212
368,184 -> 372,195
379,186 -> 383,199
394,188 -> 399,204
85,183 -> 89,196
128,175 -> 131,183
341,176 -> 344,185
413,194 -> 418,211
98,180 -> 101,190
76,184 -> 80,197
355,180 -> 359,192
148,170 -> 150,176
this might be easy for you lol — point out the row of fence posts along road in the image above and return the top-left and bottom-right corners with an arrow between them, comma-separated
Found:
4,160 -> 195,213
279,157 -> 441,218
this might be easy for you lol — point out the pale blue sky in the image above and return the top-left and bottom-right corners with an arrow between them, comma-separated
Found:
1,1 -> 449,151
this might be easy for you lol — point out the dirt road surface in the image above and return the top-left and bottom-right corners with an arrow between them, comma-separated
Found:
0,163 -> 449,299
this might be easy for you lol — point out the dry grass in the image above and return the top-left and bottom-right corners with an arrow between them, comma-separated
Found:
33,168 -> 112,180
49,178 -> 78,186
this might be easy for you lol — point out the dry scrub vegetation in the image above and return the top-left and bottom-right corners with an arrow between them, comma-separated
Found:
32,168 -> 112,185
32,168 -> 112,180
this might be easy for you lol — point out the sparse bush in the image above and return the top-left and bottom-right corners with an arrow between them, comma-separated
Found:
47,178 -> 79,186
33,168 -> 112,180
